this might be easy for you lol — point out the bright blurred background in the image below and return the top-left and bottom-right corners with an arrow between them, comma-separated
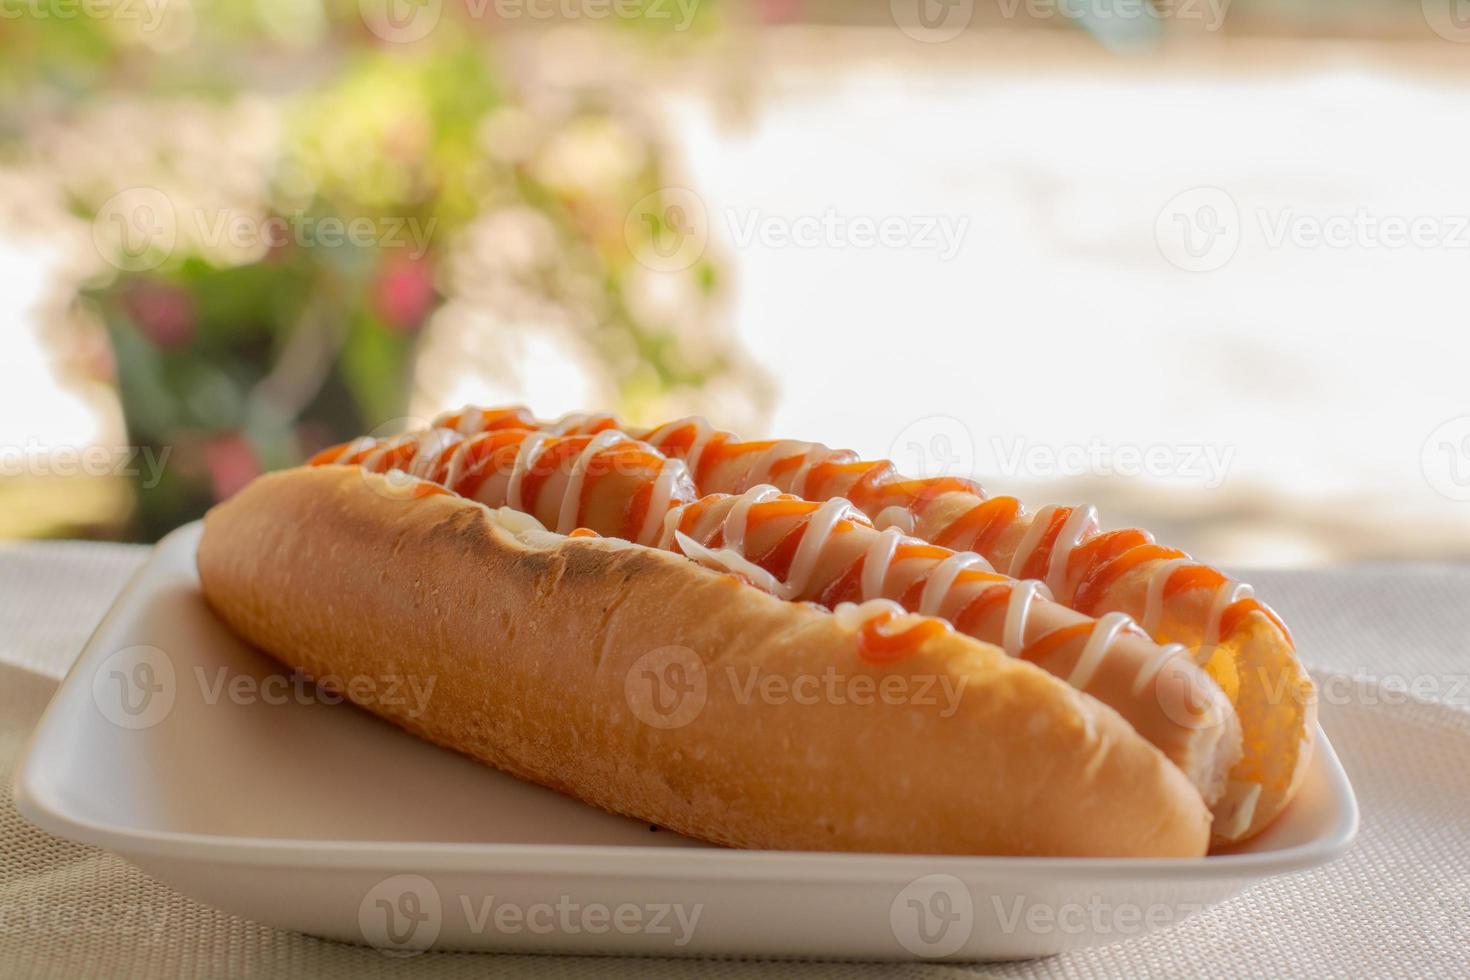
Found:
1,0 -> 1466,564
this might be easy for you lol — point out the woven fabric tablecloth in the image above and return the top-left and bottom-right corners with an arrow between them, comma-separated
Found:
2,541 -> 1467,978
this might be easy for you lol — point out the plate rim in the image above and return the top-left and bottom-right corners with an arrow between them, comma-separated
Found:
12,521 -> 1359,885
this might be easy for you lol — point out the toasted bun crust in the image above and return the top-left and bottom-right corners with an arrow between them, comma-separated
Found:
197,466 -> 1211,857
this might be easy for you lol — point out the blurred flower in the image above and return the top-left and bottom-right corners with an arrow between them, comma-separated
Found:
532,116 -> 647,201
373,254 -> 437,333
478,106 -> 543,165
123,280 -> 195,349
755,0 -> 804,24
1,16 -> 768,540
203,431 -> 261,501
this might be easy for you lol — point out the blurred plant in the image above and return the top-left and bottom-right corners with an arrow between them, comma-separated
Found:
0,0 -> 767,540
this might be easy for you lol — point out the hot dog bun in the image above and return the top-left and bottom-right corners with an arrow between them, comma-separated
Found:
197,465 -> 1211,857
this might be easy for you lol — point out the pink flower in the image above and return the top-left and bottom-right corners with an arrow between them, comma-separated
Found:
372,255 -> 436,334
204,433 -> 260,501
123,280 -> 195,349
755,0 -> 802,23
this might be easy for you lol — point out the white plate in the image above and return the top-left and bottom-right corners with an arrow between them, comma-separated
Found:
14,522 -> 1358,961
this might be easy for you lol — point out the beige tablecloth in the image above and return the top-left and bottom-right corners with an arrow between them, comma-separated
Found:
2,541 -> 1468,978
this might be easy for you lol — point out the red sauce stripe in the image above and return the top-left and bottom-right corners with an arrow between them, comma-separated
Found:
857,614 -> 950,663
1013,507 -> 1073,582
953,583 -> 1012,635
1071,544 -> 1188,616
934,496 -> 1020,554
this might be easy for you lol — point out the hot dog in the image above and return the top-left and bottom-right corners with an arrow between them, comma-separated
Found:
197,422 -> 1235,857
310,427 -> 1241,807
433,406 -> 1315,842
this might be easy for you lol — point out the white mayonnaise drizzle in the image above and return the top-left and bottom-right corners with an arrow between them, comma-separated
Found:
1068,612 -> 1134,690
1141,557 -> 1194,635
674,529 -> 788,596
335,436 -> 376,462
1205,580 -> 1254,646
408,429 -> 461,479
831,598 -> 942,639
861,526 -> 905,601
786,498 -> 865,597
505,431 -> 551,513
358,437 -> 399,472
550,412 -> 597,435
919,552 -> 992,617
662,487 -> 1157,686
443,405 -> 484,435
1131,640 -> 1191,697
720,485 -> 781,556
1045,505 -> 1099,596
556,430 -> 625,534
743,440 -> 811,492
439,434 -> 477,492
832,598 -> 909,631
635,457 -> 691,546
347,425 -> 1232,704
872,506 -> 915,534
640,417 -> 718,479
545,410 -> 1262,672
1002,579 -> 1050,655
1008,504 -> 1059,578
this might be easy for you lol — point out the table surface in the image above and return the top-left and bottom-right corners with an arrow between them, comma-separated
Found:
2,540 -> 1467,979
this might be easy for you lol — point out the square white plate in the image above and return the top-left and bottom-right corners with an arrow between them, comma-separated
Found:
14,522 -> 1357,961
